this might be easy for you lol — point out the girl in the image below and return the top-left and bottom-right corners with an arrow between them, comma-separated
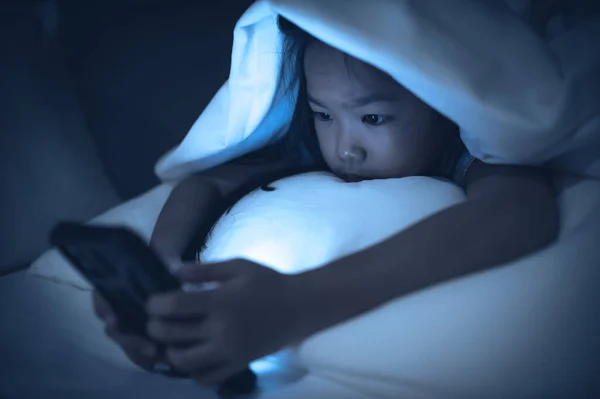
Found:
94,17 -> 559,385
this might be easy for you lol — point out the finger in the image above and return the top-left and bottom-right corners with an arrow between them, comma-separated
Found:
217,368 -> 258,395
175,261 -> 242,284
105,324 -> 158,359
147,318 -> 210,344
126,350 -> 159,372
195,366 -> 249,387
92,291 -> 114,321
146,291 -> 212,318
166,343 -> 224,375
108,335 -> 159,370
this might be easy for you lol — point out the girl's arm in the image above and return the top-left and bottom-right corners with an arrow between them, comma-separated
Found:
150,157 -> 296,263
150,173 -> 222,262
298,162 -> 560,331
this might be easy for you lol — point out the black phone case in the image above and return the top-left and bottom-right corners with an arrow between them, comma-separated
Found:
49,222 -> 257,397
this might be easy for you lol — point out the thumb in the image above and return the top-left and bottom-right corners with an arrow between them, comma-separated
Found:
174,260 -> 241,284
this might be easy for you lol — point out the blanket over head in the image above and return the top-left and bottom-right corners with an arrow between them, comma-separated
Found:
155,0 -> 600,181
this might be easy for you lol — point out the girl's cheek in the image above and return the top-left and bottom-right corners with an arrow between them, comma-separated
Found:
317,136 -> 337,161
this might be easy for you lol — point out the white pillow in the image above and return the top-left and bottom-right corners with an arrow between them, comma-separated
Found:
200,172 -> 466,272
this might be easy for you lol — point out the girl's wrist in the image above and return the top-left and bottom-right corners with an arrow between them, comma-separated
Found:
288,268 -> 347,338
289,252 -> 393,337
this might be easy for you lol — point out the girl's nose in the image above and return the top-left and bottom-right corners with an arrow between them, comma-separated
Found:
339,146 -> 366,163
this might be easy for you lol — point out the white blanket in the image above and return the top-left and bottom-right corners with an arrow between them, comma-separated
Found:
155,0 -> 600,182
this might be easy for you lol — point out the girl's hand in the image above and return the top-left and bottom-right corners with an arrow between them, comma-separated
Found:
145,260 -> 313,385
92,291 -> 163,371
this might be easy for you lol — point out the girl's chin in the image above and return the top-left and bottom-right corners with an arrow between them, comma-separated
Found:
339,174 -> 367,183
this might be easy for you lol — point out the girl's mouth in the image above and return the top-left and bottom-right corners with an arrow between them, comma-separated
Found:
341,174 -> 364,183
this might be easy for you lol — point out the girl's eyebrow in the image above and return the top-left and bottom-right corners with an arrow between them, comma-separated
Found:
345,94 -> 399,108
307,93 -> 327,108
308,93 -> 399,109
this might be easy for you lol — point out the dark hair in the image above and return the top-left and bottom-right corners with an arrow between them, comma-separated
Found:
277,17 -> 327,167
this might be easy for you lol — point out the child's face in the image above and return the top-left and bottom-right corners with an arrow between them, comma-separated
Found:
304,42 -> 445,181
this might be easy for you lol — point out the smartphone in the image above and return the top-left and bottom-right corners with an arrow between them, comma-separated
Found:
49,222 -> 257,396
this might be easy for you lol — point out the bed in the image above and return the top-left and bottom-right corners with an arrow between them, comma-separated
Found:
5,0 -> 600,398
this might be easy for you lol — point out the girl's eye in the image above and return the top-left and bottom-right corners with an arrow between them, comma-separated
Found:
314,112 -> 332,122
362,114 -> 386,126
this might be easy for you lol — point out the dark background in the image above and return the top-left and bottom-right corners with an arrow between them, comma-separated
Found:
0,0 -> 253,272
57,0 -> 254,198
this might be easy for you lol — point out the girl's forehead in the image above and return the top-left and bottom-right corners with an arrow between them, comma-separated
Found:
304,42 -> 400,93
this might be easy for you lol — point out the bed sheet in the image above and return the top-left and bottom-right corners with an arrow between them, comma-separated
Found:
0,270 -> 307,399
